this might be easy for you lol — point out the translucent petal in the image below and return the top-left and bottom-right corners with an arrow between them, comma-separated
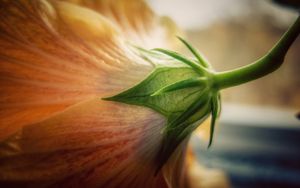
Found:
0,98 -> 170,187
0,0 -> 153,141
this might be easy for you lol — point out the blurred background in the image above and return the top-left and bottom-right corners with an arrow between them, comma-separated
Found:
148,0 -> 300,187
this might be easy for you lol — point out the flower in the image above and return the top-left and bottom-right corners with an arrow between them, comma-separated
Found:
0,0 -> 187,187
1,0 -> 299,187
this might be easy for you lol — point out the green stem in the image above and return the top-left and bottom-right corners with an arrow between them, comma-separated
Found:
214,16 -> 300,90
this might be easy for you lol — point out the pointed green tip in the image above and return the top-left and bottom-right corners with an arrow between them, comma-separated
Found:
207,122 -> 215,149
207,140 -> 213,149
176,35 -> 184,42
176,35 -> 186,44
152,48 -> 166,53
207,130 -> 214,149
101,96 -> 116,101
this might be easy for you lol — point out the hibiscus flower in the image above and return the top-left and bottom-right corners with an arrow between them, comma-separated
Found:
0,0 -> 299,188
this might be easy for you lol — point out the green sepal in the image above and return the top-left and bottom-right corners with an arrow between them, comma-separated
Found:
153,48 -> 207,74
103,66 -> 203,117
207,93 -> 221,148
155,90 -> 211,173
176,36 -> 210,68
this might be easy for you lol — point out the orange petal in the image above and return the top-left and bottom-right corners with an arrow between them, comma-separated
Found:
0,0 -> 153,141
0,98 -> 171,187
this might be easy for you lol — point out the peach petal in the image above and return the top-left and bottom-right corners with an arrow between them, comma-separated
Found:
0,0 -> 153,141
0,98 -> 170,187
